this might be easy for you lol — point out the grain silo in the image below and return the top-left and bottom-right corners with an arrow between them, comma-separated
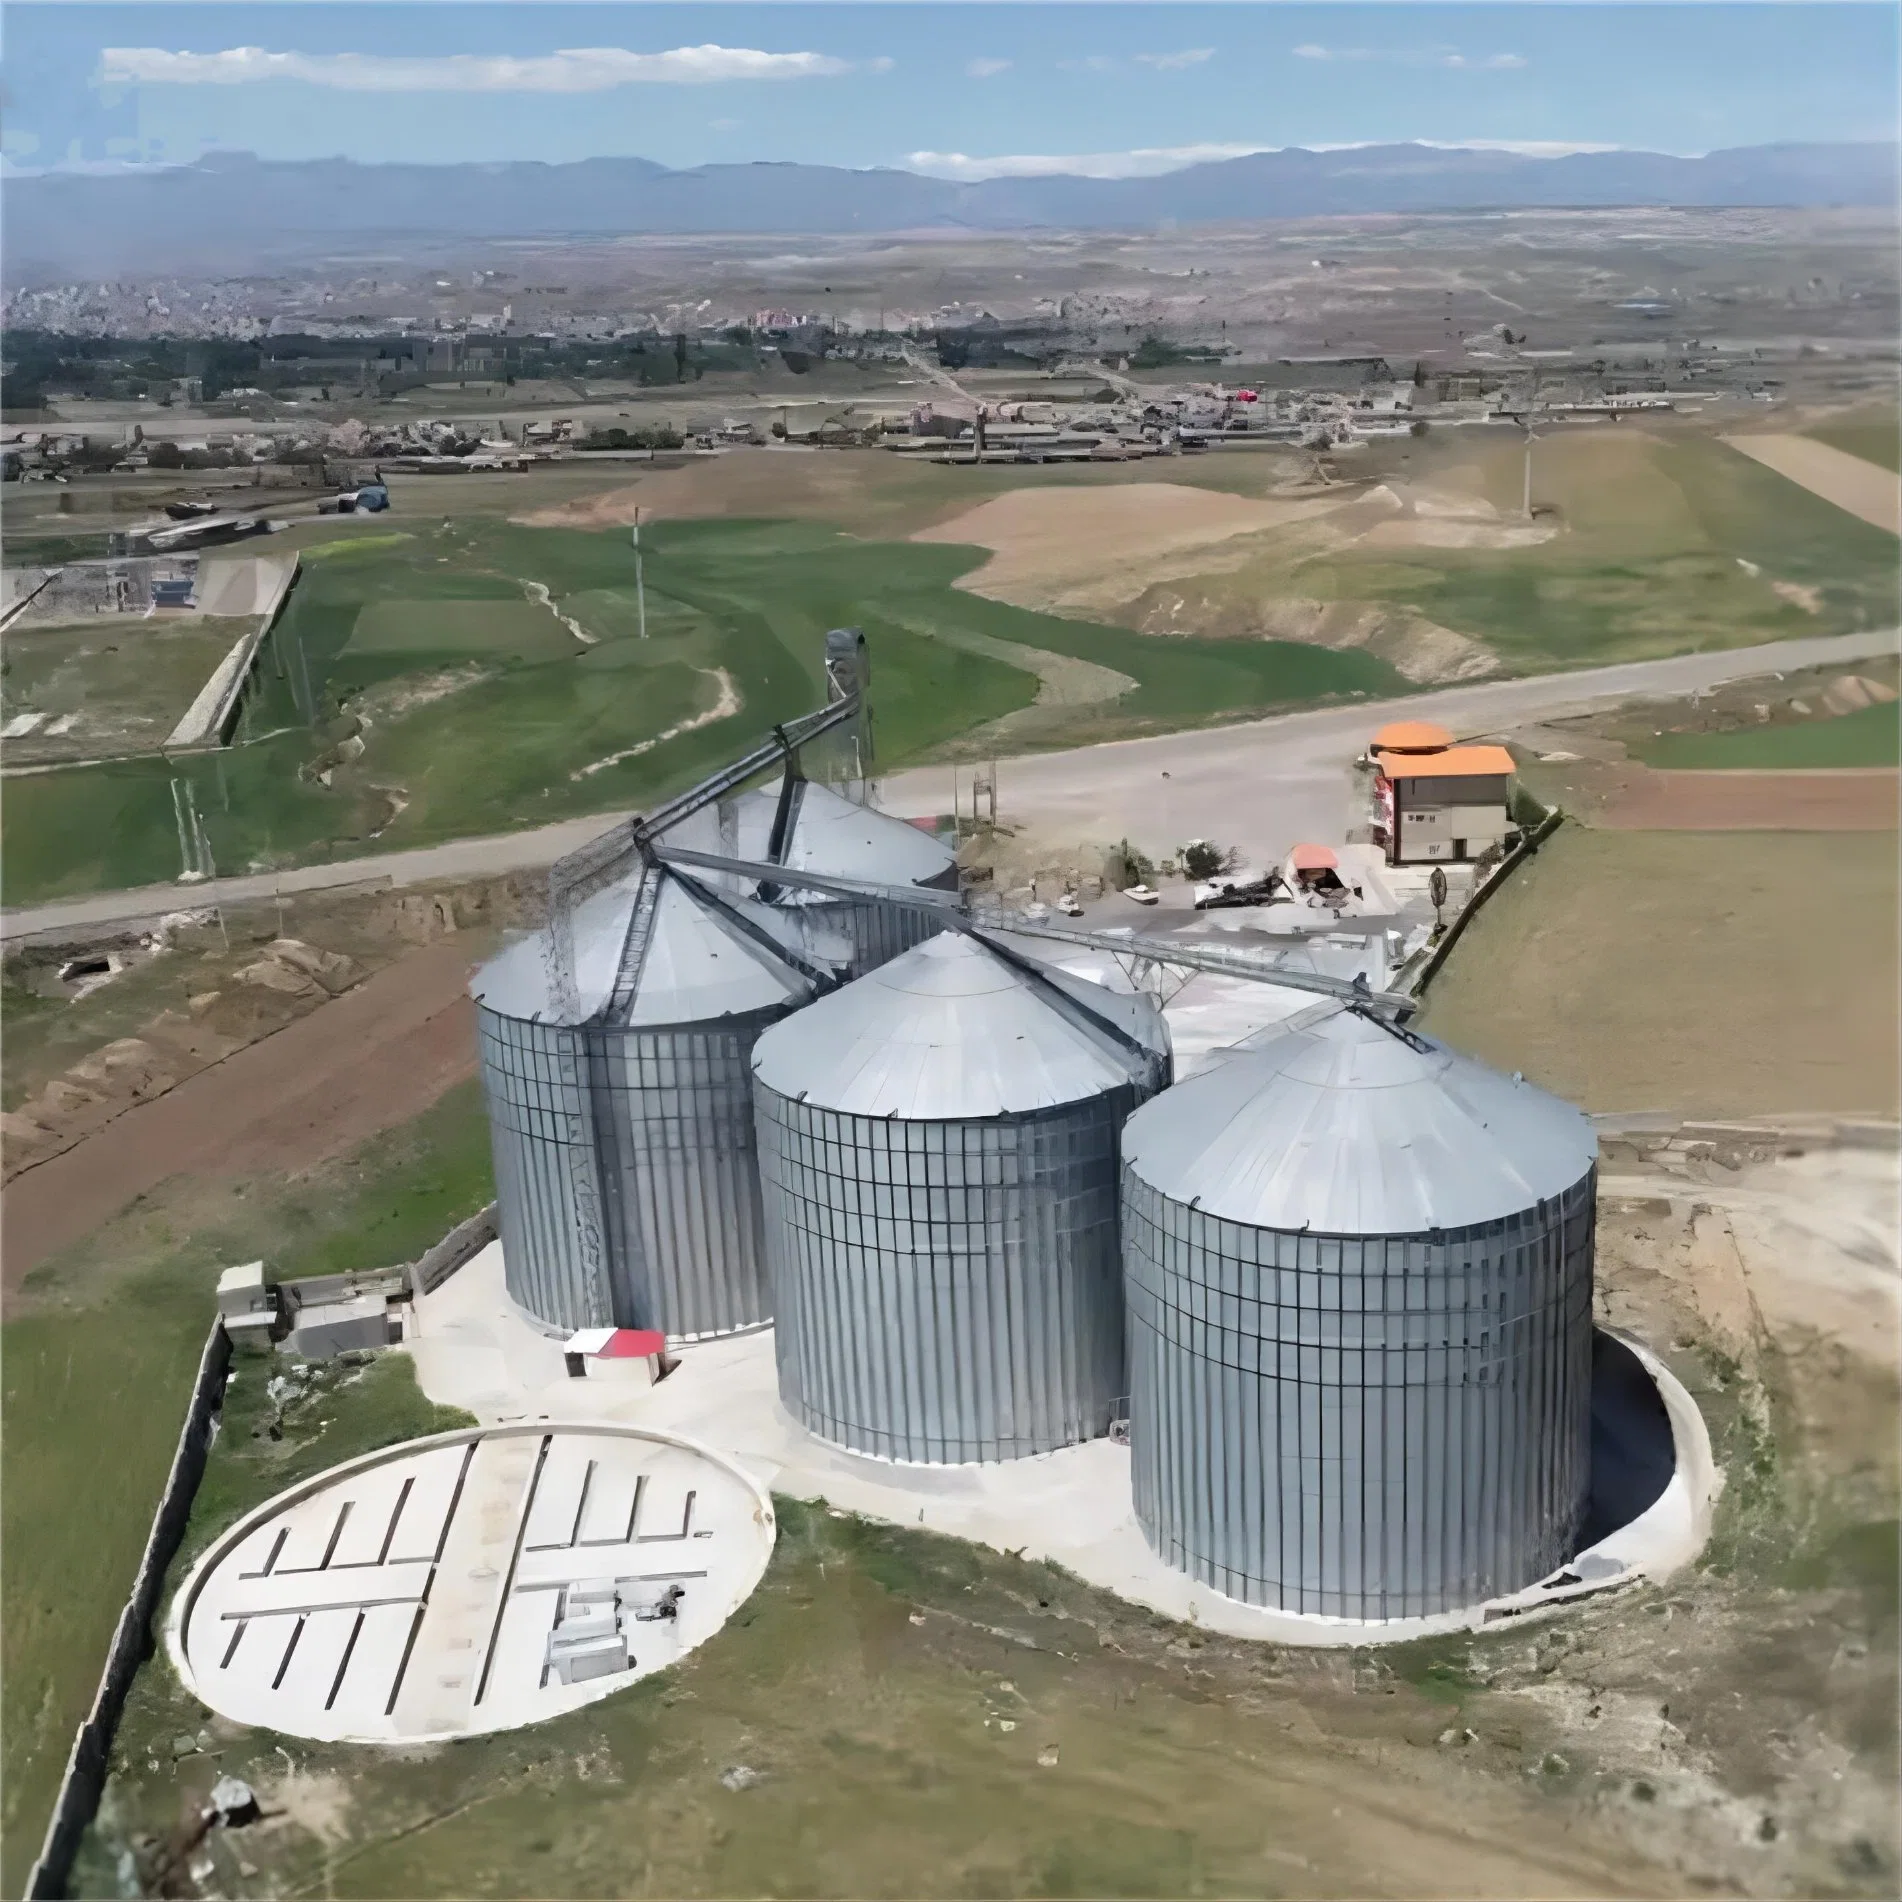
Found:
473,863 -> 821,1340
1120,1005 -> 1596,1620
725,775 -> 958,976
753,930 -> 1171,1464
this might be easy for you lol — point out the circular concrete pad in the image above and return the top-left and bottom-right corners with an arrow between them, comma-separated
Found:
168,1423 -> 774,1743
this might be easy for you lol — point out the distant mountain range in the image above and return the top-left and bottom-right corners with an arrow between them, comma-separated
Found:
5,142 -> 1894,279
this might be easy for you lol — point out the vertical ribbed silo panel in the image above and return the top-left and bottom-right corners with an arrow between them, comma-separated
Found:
816,899 -> 937,980
1127,1169 -> 1599,1619
477,1008 -> 610,1335
594,1011 -> 781,1340
760,1087 -> 1130,1465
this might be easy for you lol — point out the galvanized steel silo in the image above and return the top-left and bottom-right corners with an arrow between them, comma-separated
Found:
1121,1007 -> 1596,1620
754,931 -> 1172,1463
731,777 -> 958,976
473,866 -> 819,1340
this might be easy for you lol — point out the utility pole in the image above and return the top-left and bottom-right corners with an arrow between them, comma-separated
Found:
1521,420 -> 1540,522
631,508 -> 647,639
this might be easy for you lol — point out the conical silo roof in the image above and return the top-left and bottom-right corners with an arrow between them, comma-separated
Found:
1121,1006 -> 1594,1234
732,778 -> 954,899
471,866 -> 814,1027
752,930 -> 1164,1119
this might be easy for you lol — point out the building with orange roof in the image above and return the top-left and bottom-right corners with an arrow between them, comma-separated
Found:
1370,719 -> 1453,755
1371,743 -> 1517,866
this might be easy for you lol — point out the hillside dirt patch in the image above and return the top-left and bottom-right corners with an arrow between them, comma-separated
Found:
515,448 -> 925,532
3,877 -> 539,1183
2,937 -> 489,1295
1125,587 -> 1498,684
912,482 -> 1339,604
922,478 -> 1527,684
1724,436 -> 1902,534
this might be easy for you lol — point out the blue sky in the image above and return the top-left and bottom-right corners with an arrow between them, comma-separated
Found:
5,4 -> 1896,177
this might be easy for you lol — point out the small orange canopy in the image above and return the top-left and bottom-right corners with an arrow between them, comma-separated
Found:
1375,744 -> 1516,780
1372,720 -> 1452,754
1289,844 -> 1339,872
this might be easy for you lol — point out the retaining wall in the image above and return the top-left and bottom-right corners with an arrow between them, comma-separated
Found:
1407,805 -> 1565,1000
22,1204 -> 495,1896
27,1320 -> 231,1900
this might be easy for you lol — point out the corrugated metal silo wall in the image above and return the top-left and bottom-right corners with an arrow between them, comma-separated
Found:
1123,1169 -> 1596,1618
816,898 -> 940,978
756,1081 -> 1153,1462
476,1005 -> 612,1334
588,1007 -> 788,1339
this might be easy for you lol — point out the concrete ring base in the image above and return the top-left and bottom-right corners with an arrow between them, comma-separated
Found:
166,1421 -> 775,1743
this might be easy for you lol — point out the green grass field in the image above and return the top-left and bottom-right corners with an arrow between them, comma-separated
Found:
0,618 -> 249,763
0,515 -> 1396,905
345,595 -> 576,659
11,428 -> 1889,907
1636,700 -> 1900,769
1418,827 -> 1899,1116
0,1084 -> 496,1896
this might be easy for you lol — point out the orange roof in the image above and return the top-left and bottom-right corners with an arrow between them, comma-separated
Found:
1372,720 -> 1453,753
1375,744 -> 1516,780
1289,844 -> 1338,871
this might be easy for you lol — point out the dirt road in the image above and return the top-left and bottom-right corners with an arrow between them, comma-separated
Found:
5,628 -> 1895,943
2,939 -> 479,1292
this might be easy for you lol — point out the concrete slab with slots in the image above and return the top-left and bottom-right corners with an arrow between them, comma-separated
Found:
166,1424 -> 774,1743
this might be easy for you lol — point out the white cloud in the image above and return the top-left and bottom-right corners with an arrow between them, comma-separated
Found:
1293,44 -> 1528,70
965,57 -> 1012,78
909,140 -> 1635,182
1417,138 -> 1620,155
96,45 -> 868,91
1057,55 -> 1118,74
910,144 -> 1278,182
1135,49 -> 1216,71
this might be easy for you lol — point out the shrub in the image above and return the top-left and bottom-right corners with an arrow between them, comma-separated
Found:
1179,839 -> 1238,880
1108,839 -> 1154,889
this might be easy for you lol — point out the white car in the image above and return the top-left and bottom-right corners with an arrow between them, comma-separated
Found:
1123,884 -> 1160,906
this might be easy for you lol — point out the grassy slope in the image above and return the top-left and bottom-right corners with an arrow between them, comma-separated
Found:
1417,827 -> 1899,1116
0,1083 -> 495,1895
1636,701 -> 1900,769
1148,430 -> 1900,674
1804,408 -> 1901,475
0,515 -> 1396,905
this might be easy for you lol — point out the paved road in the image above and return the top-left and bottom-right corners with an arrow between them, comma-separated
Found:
5,627 -> 1893,943
879,627 -> 1902,867
0,811 -> 635,945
